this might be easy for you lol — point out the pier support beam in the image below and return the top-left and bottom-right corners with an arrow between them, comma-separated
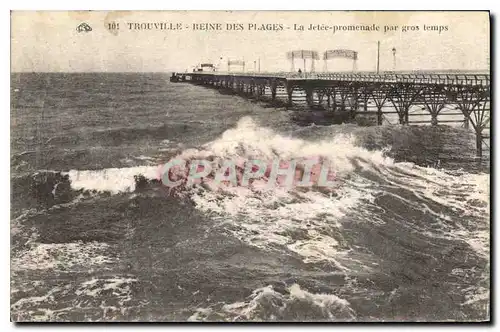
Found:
286,84 -> 294,107
271,81 -> 277,102
305,86 -> 314,107
476,130 -> 483,158
316,90 -> 325,108
388,84 -> 423,125
345,83 -> 361,119
420,86 -> 446,126
326,89 -> 337,113
370,92 -> 388,126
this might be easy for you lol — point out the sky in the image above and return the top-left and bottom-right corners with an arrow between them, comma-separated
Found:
11,11 -> 490,73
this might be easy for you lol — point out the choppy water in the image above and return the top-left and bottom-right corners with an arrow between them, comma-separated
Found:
11,73 -> 490,322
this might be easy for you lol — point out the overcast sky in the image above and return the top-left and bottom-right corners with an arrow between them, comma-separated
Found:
11,11 -> 490,73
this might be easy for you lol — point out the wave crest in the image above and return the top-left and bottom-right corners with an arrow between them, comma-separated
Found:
188,283 -> 355,322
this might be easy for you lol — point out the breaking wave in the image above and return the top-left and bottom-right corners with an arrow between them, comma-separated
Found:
38,117 -> 488,268
188,283 -> 355,322
169,117 -> 489,267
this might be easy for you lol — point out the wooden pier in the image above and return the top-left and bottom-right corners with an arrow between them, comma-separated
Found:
171,71 -> 490,157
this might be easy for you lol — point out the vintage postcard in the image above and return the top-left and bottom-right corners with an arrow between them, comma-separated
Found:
10,11 -> 490,322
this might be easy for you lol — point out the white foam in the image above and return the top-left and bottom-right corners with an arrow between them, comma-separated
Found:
376,164 -> 490,258
175,117 -> 489,264
192,116 -> 394,177
188,283 -> 355,321
133,155 -> 157,162
11,285 -> 72,320
288,283 -> 352,313
11,276 -> 139,321
187,307 -> 214,322
66,166 -> 159,194
12,241 -> 115,271
75,276 -> 137,299
176,117 -> 382,264
191,185 -> 363,266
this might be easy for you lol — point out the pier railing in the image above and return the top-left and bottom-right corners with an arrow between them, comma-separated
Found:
186,71 -> 490,87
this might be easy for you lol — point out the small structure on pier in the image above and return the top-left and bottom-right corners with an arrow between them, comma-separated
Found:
194,63 -> 216,72
287,50 -> 320,73
227,59 -> 245,72
323,49 -> 358,72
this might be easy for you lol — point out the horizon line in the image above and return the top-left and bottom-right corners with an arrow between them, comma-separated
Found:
10,69 -> 490,74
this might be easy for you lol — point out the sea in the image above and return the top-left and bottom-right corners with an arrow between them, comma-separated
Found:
10,72 -> 490,322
